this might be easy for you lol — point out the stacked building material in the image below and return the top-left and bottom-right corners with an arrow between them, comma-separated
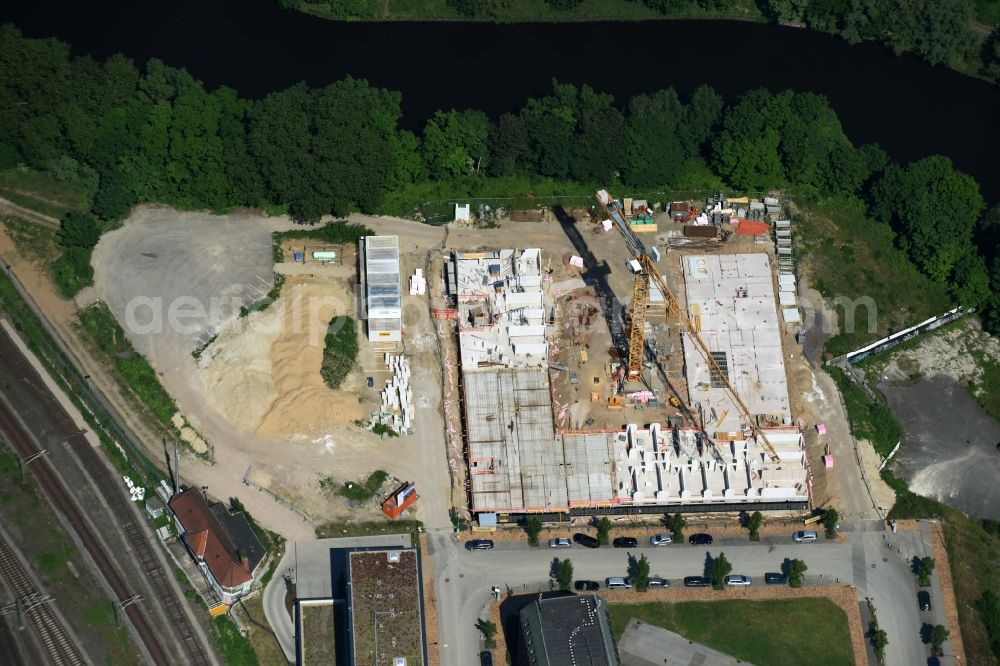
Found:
409,268 -> 426,295
380,354 -> 414,433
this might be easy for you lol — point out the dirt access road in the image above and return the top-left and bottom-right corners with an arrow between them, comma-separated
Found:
89,208 -> 460,536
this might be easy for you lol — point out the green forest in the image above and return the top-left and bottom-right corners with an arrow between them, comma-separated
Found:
0,23 -> 998,330
283,0 -> 1000,82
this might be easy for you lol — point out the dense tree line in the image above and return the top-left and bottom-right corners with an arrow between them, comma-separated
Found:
763,0 -> 996,76
1,24 -> 998,323
444,0 -> 739,18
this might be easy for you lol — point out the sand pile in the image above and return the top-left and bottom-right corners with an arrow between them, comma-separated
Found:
199,275 -> 363,438
256,276 -> 363,437
199,305 -> 283,431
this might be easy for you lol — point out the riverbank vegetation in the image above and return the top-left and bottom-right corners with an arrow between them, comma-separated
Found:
279,0 -> 1000,83
2,24 -> 997,337
281,0 -> 764,22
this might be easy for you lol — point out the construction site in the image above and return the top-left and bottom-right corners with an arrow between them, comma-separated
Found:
451,191 -> 811,522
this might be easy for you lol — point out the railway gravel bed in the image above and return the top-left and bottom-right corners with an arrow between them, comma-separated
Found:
0,324 -> 214,665
0,532 -> 87,665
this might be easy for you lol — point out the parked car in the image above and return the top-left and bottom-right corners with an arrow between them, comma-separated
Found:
573,533 -> 600,548
574,580 -> 600,591
606,577 -> 633,589
793,530 -> 818,543
918,590 -> 932,611
548,537 -> 572,549
650,533 -> 673,546
724,575 -> 752,587
480,650 -> 493,666
688,533 -> 714,545
764,572 -> 788,585
366,376 -> 374,388
647,577 -> 670,588
683,576 -> 711,587
467,539 -> 494,551
613,537 -> 638,548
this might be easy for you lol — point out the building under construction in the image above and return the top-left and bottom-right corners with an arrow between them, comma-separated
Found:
455,248 -> 809,521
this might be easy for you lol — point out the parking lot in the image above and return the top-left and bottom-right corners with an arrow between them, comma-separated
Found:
430,520 -> 950,666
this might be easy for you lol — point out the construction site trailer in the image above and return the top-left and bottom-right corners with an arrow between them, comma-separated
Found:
362,235 -> 402,342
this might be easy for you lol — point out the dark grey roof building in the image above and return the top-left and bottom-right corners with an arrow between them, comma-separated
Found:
517,594 -> 621,666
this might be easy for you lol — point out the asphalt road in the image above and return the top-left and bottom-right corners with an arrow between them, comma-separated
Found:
429,521 -> 946,666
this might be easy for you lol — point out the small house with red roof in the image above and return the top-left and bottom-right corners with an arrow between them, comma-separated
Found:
169,488 -> 267,604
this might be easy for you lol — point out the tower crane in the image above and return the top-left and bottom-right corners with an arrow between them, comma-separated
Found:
595,189 -> 781,464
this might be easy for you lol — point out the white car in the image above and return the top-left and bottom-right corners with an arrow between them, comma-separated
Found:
548,537 -> 571,549
724,575 -> 752,587
650,533 -> 673,546
793,530 -> 818,543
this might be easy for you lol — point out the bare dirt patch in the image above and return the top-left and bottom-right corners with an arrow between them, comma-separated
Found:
199,274 -> 364,439
882,318 -> 1000,392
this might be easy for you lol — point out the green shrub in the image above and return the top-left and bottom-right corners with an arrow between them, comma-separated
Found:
78,303 -> 177,424
52,246 -> 93,297
827,366 -> 901,457
320,316 -> 358,390
337,470 -> 389,502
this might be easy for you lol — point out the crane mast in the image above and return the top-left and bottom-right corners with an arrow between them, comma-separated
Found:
595,189 -> 781,464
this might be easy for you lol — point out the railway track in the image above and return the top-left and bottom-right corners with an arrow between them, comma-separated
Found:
0,325 -> 213,666
0,534 -> 86,665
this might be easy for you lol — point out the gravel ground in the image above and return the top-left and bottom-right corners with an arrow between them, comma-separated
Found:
881,373 -> 1000,519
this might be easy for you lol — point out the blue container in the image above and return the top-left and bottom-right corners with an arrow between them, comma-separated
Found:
293,252 -> 303,262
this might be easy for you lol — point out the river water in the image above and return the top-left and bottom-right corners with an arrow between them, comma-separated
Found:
2,1 -> 998,201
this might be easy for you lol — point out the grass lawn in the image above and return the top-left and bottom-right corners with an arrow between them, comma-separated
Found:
795,195 -> 953,359
608,598 -> 853,666
315,518 -> 422,541
0,215 -> 60,263
968,350 -> 1000,422
234,595 -> 289,666
294,0 -> 763,22
376,164 -> 725,223
0,167 -> 90,219
337,469 -> 389,502
211,615 -> 259,666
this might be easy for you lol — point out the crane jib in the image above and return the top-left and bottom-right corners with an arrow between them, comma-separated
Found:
594,188 -> 781,464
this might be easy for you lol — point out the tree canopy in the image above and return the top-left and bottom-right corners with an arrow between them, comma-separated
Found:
714,89 -> 880,194
2,26 -> 999,333
871,156 -> 986,297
